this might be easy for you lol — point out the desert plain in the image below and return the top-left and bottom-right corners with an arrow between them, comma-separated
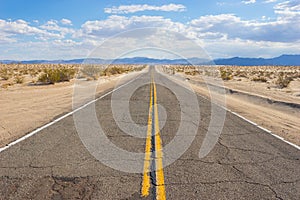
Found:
1,64 -> 300,148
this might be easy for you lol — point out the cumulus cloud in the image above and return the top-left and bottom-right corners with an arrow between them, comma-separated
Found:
264,0 -> 277,3
0,19 -> 62,40
242,0 -> 256,4
60,18 -> 72,25
274,0 -> 300,17
77,15 -> 185,38
1,1 -> 300,60
189,10 -> 300,43
40,20 -> 75,37
104,4 -> 186,14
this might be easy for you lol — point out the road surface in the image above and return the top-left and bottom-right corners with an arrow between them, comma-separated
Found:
0,66 -> 299,199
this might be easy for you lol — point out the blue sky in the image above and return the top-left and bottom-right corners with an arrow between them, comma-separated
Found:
0,0 -> 299,60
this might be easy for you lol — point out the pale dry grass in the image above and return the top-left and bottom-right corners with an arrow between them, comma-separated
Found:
0,64 -> 145,89
161,65 -> 300,89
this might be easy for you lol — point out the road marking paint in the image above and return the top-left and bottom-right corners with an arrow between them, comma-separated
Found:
0,72 -> 145,153
141,81 -> 153,197
153,81 -> 166,200
229,111 -> 300,150
141,71 -> 166,199
231,111 -> 257,126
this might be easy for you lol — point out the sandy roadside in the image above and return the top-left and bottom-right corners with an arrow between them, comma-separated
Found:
158,67 -> 300,147
0,71 -> 142,148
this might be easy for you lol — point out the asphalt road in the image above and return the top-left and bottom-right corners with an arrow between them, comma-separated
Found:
0,66 -> 299,200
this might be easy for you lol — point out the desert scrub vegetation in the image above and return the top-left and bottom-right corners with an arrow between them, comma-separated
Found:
80,65 -> 103,80
0,68 -> 12,80
0,63 -> 146,89
160,65 -> 300,90
160,65 -> 203,76
251,77 -> 267,82
0,63 -> 79,88
38,67 -> 76,84
101,65 -> 145,76
14,75 -> 25,84
80,64 -> 145,80
0,63 -> 145,88
219,67 -> 233,80
276,74 -> 293,88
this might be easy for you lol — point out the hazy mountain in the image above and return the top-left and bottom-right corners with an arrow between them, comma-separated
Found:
214,55 -> 300,66
1,54 -> 299,66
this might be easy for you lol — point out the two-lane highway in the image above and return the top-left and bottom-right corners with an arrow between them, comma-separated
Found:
0,66 -> 299,199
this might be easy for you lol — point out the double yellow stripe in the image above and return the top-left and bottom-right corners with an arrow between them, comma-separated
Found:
153,81 -> 166,200
141,74 -> 166,200
141,79 -> 153,196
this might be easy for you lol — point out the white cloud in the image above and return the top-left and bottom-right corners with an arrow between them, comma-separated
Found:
77,15 -> 185,39
264,0 -> 277,3
104,4 -> 186,14
1,1 -> 300,60
60,18 -> 72,25
0,19 -> 62,40
189,10 -> 300,43
40,20 -> 75,37
274,0 -> 300,17
242,0 -> 256,4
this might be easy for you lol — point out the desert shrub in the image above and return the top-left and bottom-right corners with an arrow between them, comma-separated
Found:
108,66 -> 126,75
0,68 -> 12,80
140,65 -> 147,71
234,70 -> 248,78
59,68 -> 76,81
14,75 -> 24,84
251,77 -> 267,82
220,68 -> 233,80
101,66 -> 128,76
1,82 -> 14,88
29,70 -> 39,77
264,72 -> 273,79
80,65 -> 102,80
276,75 -> 293,88
291,72 -> 300,79
185,70 -> 200,76
176,68 -> 184,73
38,68 -> 76,84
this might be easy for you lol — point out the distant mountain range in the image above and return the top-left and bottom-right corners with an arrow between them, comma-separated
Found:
1,54 -> 299,66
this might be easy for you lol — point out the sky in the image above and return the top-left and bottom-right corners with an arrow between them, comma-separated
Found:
0,0 -> 300,60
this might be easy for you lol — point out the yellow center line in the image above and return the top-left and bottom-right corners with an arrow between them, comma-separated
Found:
153,79 -> 166,200
141,71 -> 166,200
141,79 -> 153,197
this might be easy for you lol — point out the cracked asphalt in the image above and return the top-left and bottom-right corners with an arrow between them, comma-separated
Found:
0,67 -> 299,199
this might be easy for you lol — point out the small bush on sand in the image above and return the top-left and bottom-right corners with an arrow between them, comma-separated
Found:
276,75 -> 293,88
0,68 -> 12,80
1,82 -> 14,89
185,70 -> 200,76
80,65 -> 102,80
220,68 -> 233,80
38,68 -> 76,84
251,77 -> 267,82
101,66 -> 127,76
14,75 -> 24,84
